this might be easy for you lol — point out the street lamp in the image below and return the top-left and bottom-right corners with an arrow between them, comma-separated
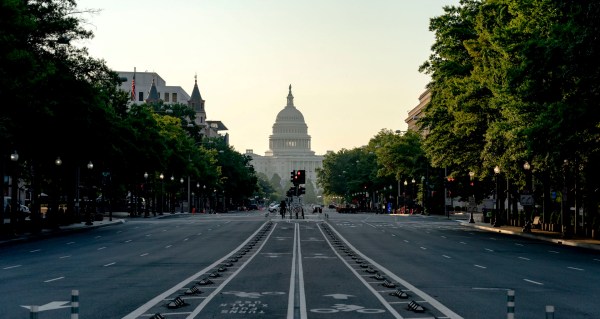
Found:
468,171 -> 475,223
523,161 -> 532,226
180,177 -> 184,213
403,180 -> 408,214
53,157 -> 63,227
494,165 -> 501,227
170,175 -> 175,213
85,161 -> 94,225
411,178 -> 416,214
143,172 -> 149,218
159,173 -> 164,215
9,151 -> 19,232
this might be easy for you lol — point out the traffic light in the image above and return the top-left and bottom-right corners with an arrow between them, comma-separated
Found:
290,170 -> 296,183
286,187 -> 294,197
296,170 -> 306,184
298,186 -> 305,195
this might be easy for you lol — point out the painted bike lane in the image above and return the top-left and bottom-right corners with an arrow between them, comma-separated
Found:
186,220 -> 404,318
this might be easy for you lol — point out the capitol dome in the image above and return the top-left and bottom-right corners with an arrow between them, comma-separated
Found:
268,85 -> 314,156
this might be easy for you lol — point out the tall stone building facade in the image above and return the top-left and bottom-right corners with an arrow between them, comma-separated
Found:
246,85 -> 323,192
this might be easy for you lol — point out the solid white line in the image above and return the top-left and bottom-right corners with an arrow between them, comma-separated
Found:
297,223 -> 307,319
287,223 -> 298,318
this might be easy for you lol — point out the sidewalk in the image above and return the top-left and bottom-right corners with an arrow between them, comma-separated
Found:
0,212 -> 133,247
448,212 -> 600,251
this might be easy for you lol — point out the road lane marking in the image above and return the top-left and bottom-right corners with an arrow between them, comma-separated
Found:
442,255 -> 451,259
474,264 -> 486,269
59,255 -> 71,259
103,262 -> 116,267
3,265 -> 22,269
140,253 -> 149,257
518,257 -> 530,261
30,249 -> 41,253
44,276 -> 64,283
567,266 -> 584,271
524,279 -> 543,285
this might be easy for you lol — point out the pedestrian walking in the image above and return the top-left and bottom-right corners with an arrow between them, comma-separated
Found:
279,200 -> 287,219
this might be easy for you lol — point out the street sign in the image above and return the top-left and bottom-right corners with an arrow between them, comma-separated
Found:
520,194 -> 534,206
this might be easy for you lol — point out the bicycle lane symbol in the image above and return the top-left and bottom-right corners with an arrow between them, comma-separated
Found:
310,303 -> 385,314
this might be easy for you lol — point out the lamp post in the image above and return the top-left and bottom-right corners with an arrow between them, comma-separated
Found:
9,151 -> 19,233
195,182 -> 200,213
53,157 -> 62,227
143,172 -> 149,218
159,173 -> 164,215
403,180 -> 408,214
180,177 -> 184,213
494,165 -> 501,227
411,178 -> 416,214
468,171 -> 475,223
85,161 -> 94,225
170,175 -> 175,213
523,161 -> 532,226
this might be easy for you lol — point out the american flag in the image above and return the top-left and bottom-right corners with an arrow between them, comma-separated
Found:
131,67 -> 136,101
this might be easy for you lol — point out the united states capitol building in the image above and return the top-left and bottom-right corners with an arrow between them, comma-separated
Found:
246,85 -> 324,191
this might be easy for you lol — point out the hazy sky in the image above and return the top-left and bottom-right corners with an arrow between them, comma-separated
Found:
76,0 -> 459,155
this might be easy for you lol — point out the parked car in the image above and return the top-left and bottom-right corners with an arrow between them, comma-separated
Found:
268,203 -> 280,213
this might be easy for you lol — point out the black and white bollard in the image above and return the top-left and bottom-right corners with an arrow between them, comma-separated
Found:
71,289 -> 79,319
545,305 -> 555,319
507,289 -> 515,319
29,305 -> 38,319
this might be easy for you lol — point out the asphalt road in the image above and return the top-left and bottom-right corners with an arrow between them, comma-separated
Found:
1,211 -> 599,318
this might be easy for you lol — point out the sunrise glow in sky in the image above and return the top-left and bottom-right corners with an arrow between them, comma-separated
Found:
76,0 -> 460,155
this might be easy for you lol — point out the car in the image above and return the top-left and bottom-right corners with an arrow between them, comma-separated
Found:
268,203 -> 280,213
248,204 -> 259,210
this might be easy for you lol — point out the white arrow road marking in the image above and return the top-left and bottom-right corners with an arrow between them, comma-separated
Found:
21,301 -> 70,311
324,294 -> 355,300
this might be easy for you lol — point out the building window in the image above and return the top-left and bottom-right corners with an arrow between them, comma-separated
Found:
138,92 -> 144,101
164,93 -> 170,102
172,93 -> 178,102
